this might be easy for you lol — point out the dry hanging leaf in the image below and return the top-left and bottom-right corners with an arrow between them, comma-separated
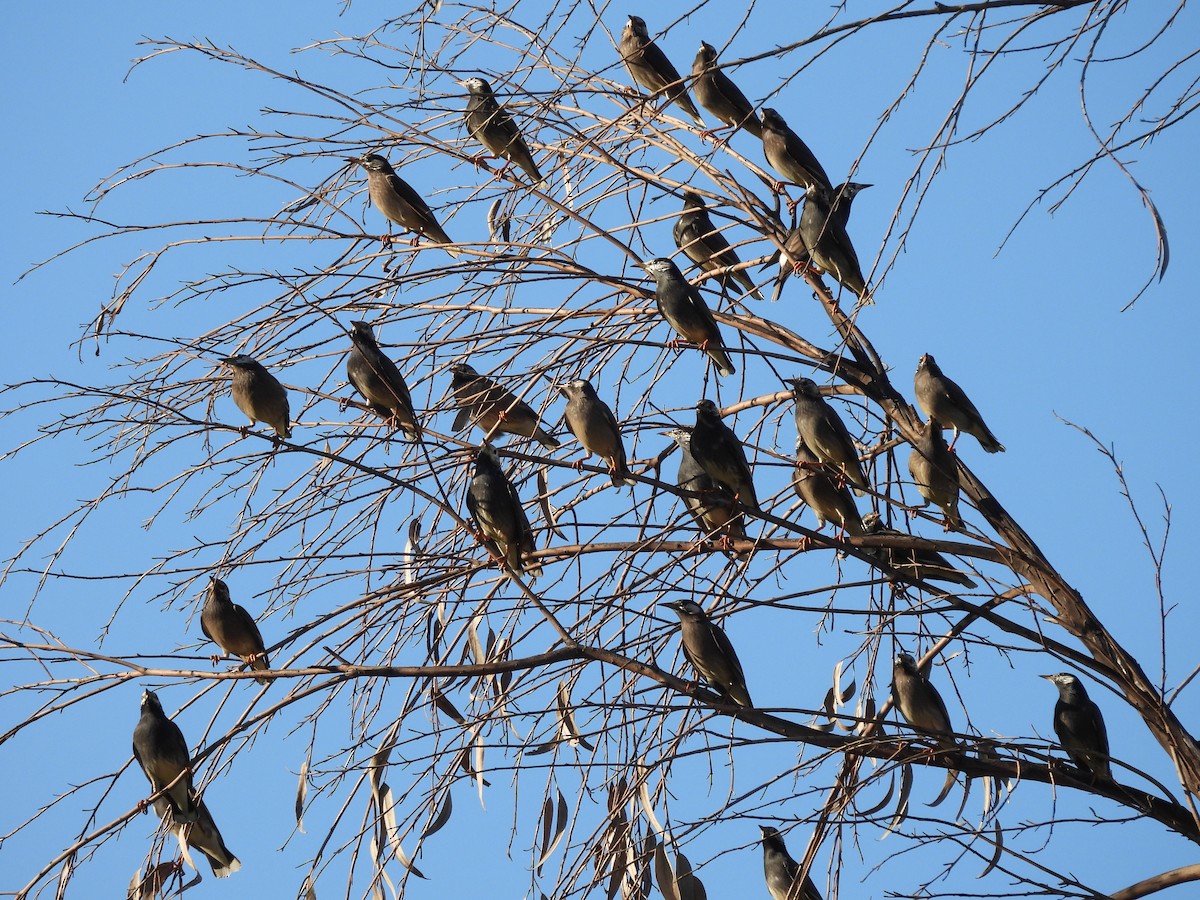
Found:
295,752 -> 310,834
422,791 -> 453,838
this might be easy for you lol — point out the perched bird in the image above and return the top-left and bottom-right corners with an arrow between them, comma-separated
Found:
1042,673 -> 1112,781
346,320 -> 422,437
690,399 -> 760,513
619,15 -> 705,127
771,183 -> 871,299
672,191 -> 764,300
466,445 -> 542,578
221,355 -> 291,439
460,76 -> 544,184
201,577 -> 271,685
859,512 -> 977,588
914,354 -> 1004,453
132,690 -> 197,823
154,795 -> 241,878
691,41 -> 762,139
761,108 -> 831,195
662,599 -> 752,707
908,417 -> 963,530
799,183 -> 868,301
792,441 -> 863,536
663,427 -> 748,549
449,362 -> 560,449
891,652 -> 956,747
664,427 -> 747,547
787,378 -> 869,495
355,153 -> 457,255
642,257 -> 736,377
559,378 -> 633,486
759,826 -> 823,900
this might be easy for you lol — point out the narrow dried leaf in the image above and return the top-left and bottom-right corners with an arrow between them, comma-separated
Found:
928,769 -> 958,808
422,791 -> 453,838
555,680 -> 595,750
404,519 -> 423,586
55,852 -> 73,900
303,876 -> 317,899
856,770 -> 896,817
637,776 -> 666,838
535,789 -> 568,870
537,467 -> 566,539
884,764 -> 913,837
979,821 -> 1003,878
295,752 -> 310,833
379,784 -> 427,879
486,198 -> 511,243
638,833 -> 656,900
675,852 -> 706,900
474,731 -> 486,809
821,685 -> 836,717
431,687 -> 466,724
468,614 -> 486,664
839,678 -> 857,705
653,843 -> 681,900
370,745 -> 392,796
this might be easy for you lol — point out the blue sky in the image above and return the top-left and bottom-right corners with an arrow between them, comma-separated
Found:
3,2 -> 1199,898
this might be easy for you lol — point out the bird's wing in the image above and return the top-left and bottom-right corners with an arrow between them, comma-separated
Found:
233,604 -> 266,652
383,172 -> 435,219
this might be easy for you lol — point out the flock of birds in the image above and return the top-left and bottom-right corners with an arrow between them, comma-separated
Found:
130,15 -> 1115,891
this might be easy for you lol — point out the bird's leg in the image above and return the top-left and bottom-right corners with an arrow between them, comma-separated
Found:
338,396 -> 351,413
665,336 -> 688,352
238,425 -> 249,439
465,153 -> 498,170
698,126 -> 731,144
571,458 -> 586,472
210,653 -> 224,666
947,426 -> 961,453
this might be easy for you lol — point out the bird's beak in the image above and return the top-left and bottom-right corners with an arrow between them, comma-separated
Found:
658,601 -> 679,611
1039,674 -> 1055,681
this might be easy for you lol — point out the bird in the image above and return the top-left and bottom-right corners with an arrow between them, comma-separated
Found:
221,355 -> 291,439
619,15 -> 705,127
449,362 -> 560,448
1042,673 -> 1112,781
761,108 -> 831,197
354,153 -> 457,255
914,354 -> 1004,453
641,256 -> 736,377
770,183 -> 871,299
663,427 -> 748,550
759,825 -> 823,900
792,441 -> 863,536
859,513 -> 977,588
201,577 -> 271,685
466,445 -> 542,578
691,41 -> 762,139
690,399 -> 760,513
346,320 -> 422,437
661,599 -> 752,707
787,378 -> 869,495
799,183 -> 869,301
154,795 -> 241,878
559,378 -> 633,486
908,417 -> 963,530
132,690 -> 198,823
460,76 -> 544,184
891,652 -> 956,748
672,192 -> 764,300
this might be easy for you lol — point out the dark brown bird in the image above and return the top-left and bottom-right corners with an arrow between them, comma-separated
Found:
559,378 -> 633,486
908,417 -> 963,531
859,512 -> 977,588
892,652 -> 956,748
759,826 -> 823,900
691,41 -> 762,139
662,599 -> 753,706
770,182 -> 871,300
664,427 -> 748,550
460,76 -> 544,184
792,441 -> 863,536
132,690 -> 197,823
221,355 -> 291,439
355,153 -> 457,255
466,445 -> 542,578
690,399 -> 759,513
1042,673 -> 1112,781
761,107 -> 831,195
672,191 -> 763,300
154,795 -> 240,878
642,257 -> 736,377
619,15 -> 705,127
788,377 -> 869,495
201,577 -> 271,685
799,182 -> 869,301
449,362 -> 560,449
346,320 -> 422,437
914,354 -> 1004,453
